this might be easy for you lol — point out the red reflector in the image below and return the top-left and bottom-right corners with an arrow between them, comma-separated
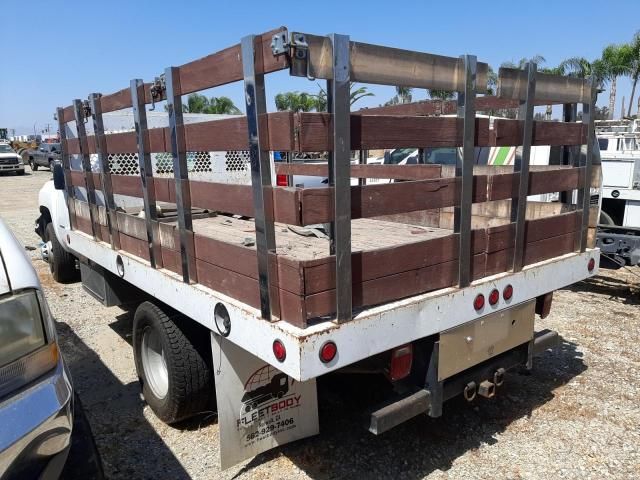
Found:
389,344 -> 413,381
319,341 -> 337,363
474,294 -> 485,311
276,174 -> 288,187
272,339 -> 286,362
503,284 -> 513,301
588,258 -> 595,272
489,289 -> 499,306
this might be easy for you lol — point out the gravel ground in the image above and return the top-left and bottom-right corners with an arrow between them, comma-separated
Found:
1,168 -> 639,479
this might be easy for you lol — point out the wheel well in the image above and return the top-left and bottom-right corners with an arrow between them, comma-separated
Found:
39,206 -> 52,226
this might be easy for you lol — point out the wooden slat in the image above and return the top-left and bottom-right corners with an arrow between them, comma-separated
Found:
485,211 -> 581,253
177,28 -> 289,96
302,231 -> 486,295
61,105 -> 75,124
275,163 -> 442,180
182,111 -> 294,152
493,119 -> 587,146
303,254 -> 486,320
295,113 -> 491,151
100,88 -> 132,113
488,167 -> 583,201
299,176 -> 488,225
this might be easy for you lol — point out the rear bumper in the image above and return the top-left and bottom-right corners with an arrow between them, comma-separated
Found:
0,357 -> 73,479
368,329 -> 560,434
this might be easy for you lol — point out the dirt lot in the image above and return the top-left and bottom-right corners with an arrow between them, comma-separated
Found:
1,168 -> 639,479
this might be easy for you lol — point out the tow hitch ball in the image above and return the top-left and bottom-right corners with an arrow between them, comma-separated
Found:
463,368 -> 506,401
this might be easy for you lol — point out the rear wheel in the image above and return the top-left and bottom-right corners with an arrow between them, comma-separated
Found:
133,301 -> 213,424
30,158 -> 38,171
45,223 -> 78,282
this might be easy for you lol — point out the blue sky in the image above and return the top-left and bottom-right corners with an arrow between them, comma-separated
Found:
1,0 -> 639,135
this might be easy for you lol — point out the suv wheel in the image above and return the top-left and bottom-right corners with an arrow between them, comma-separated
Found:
30,158 -> 38,171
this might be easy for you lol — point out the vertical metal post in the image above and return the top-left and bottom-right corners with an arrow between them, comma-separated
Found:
89,93 -> 120,250
327,33 -> 352,323
560,103 -> 578,204
578,80 -> 598,252
56,107 -> 77,230
73,99 -> 98,240
165,67 -> 196,283
454,55 -> 477,288
511,63 -> 537,272
131,79 -> 162,268
241,35 -> 277,320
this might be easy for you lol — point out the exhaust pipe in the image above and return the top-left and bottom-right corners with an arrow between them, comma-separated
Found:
478,380 -> 495,398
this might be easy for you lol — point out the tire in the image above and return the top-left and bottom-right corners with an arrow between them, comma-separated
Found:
133,302 -> 213,424
599,210 -> 616,226
45,223 -> 78,282
30,158 -> 38,171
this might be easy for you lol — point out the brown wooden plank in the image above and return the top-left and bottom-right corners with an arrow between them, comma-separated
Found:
61,105 -> 75,124
194,233 -> 304,295
100,88 -> 132,113
195,259 -> 307,327
302,230 -> 486,295
492,119 -> 587,146
486,211 -> 581,253
275,163 -> 442,180
177,28 -> 289,96
111,175 -> 142,197
303,253 -> 486,319
488,167 -> 583,201
300,176 -> 488,225
65,138 -> 80,155
295,113 -> 491,151
182,111 -> 294,152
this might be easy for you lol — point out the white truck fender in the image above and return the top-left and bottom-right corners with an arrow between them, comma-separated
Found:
37,180 -> 73,252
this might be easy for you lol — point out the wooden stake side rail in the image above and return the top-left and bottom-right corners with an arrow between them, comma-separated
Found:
57,26 -> 598,327
63,113 -> 588,154
71,198 -> 583,327
67,166 -> 586,226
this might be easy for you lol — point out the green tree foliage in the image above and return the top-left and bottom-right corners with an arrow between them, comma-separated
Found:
184,93 -> 241,114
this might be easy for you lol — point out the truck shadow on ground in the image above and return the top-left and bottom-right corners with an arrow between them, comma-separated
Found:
564,269 -> 639,305
55,321 -> 192,480
239,338 -> 586,480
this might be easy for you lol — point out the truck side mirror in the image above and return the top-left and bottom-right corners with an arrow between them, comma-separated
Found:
53,162 -> 65,190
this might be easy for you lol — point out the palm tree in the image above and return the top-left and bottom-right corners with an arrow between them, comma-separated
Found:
184,93 -> 241,114
623,32 -> 640,117
501,55 -> 546,70
395,86 -> 412,104
428,89 -> 455,101
310,83 -> 374,112
274,92 -> 317,112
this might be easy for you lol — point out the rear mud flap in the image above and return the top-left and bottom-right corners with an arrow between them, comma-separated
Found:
211,334 -> 319,470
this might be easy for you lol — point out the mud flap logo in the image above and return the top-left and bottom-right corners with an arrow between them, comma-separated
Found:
211,335 -> 319,469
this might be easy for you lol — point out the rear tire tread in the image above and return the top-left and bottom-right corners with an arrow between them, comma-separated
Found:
133,302 -> 212,424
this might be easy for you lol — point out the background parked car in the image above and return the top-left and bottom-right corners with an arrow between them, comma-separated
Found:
0,143 -> 25,176
28,143 -> 62,171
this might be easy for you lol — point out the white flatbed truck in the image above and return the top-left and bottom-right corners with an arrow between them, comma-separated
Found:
37,28 -> 601,469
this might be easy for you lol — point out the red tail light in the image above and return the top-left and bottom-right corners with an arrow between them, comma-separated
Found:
474,294 -> 485,311
588,258 -> 595,272
276,174 -> 288,187
319,341 -> 337,363
503,284 -> 513,301
488,289 -> 500,306
389,344 -> 413,381
272,339 -> 286,362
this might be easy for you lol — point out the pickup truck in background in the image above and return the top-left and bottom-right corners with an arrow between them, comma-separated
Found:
27,143 -> 62,171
